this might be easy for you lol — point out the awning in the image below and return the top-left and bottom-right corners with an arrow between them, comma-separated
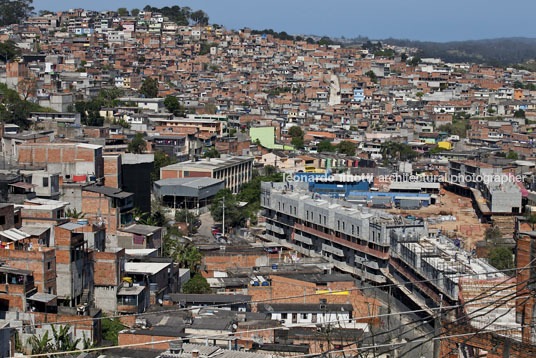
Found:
9,182 -> 37,190
27,292 -> 56,303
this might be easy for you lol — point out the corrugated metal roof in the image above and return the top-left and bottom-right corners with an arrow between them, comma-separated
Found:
0,228 -> 30,242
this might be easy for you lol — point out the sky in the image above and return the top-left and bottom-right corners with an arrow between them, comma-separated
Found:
33,0 -> 536,42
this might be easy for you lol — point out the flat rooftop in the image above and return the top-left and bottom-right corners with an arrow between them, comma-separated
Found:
124,262 -> 170,276
120,224 -> 161,236
162,156 -> 252,171
155,177 -> 223,188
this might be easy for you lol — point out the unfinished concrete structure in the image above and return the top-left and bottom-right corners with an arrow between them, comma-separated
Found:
260,182 -> 427,283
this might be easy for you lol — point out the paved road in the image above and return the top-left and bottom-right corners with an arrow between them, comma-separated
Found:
194,211 -> 217,243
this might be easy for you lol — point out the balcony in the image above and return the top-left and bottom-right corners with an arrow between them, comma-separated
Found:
0,268 -> 35,294
322,243 -> 344,257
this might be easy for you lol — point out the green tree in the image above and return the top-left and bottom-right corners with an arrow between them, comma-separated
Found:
288,126 -> 303,138
139,77 -> 159,98
101,317 -> 124,345
291,136 -> 305,149
232,166 -> 283,224
318,36 -> 334,46
514,109 -> 526,118
27,331 -> 53,354
164,96 -> 184,115
407,56 -> 421,67
152,151 -> 177,182
210,189 -> 245,229
190,10 -> 209,25
506,150 -> 519,160
175,209 -> 199,235
183,273 -> 211,294
128,133 -> 146,154
0,83 -> 52,128
204,102 -> 218,114
381,141 -> 418,162
0,40 -> 20,62
0,0 -> 34,27
288,126 -> 304,149
338,141 -> 356,156
168,242 -> 203,272
429,146 -> 446,155
117,7 -> 129,16
488,247 -> 514,271
133,206 -> 167,227
365,70 -> 377,83
51,324 -> 81,352
131,8 -> 140,16
317,140 -> 336,153
203,147 -> 220,158
485,226 -> 502,245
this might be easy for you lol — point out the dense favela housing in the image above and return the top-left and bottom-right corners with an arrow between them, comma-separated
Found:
1,3 -> 536,358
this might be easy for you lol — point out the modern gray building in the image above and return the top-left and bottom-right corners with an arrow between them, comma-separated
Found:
260,182 -> 427,283
153,177 -> 225,210
160,155 -> 253,194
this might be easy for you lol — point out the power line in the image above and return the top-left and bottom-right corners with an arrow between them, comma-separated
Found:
16,274 -> 534,357
310,276 -> 533,358
289,324 -> 535,358
21,323 -> 534,358
18,279 -> 534,358
316,256 -> 536,358
5,263 -> 533,332
392,255 -> 536,358
396,278 -> 535,358
444,294 -> 533,358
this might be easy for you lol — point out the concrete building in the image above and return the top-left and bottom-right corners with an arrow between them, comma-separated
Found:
151,117 -> 224,136
17,143 -> 104,184
448,160 -> 522,214
121,154 -> 154,214
117,97 -> 165,112
389,231 -> 504,307
93,248 -> 125,313
29,112 -> 81,127
117,224 -> 162,252
257,303 -> 353,327
160,156 -> 253,194
153,177 -> 224,210
260,182 -> 427,283
124,262 -> 171,306
152,135 -> 189,162
82,185 -> 134,234
20,170 -> 61,200
54,223 -> 93,307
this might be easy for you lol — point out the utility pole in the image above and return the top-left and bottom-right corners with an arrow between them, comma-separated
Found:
433,294 -> 443,358
222,196 -> 225,237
